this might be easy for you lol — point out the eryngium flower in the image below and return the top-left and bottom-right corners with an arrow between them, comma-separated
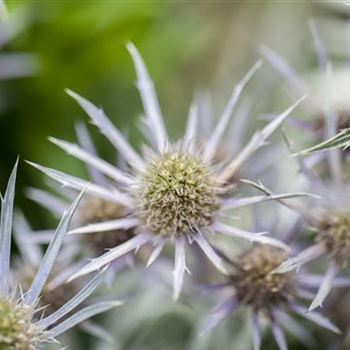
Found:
0,161 -> 122,349
260,151 -> 350,314
272,186 -> 350,311
0,296 -> 48,350
12,212 -> 117,344
254,20 -> 350,313
199,245 -> 340,350
29,43 -> 305,300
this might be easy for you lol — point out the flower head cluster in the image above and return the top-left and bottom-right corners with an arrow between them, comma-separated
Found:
257,20 -> 350,318
273,183 -> 350,312
4,0 -> 350,348
29,42 -> 307,301
199,235 -> 341,350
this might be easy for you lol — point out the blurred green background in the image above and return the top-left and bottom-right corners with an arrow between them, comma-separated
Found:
1,1 -> 350,349
1,0 -> 348,223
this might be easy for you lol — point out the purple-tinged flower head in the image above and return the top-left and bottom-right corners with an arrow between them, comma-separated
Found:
261,164 -> 350,313
230,246 -> 295,311
29,42 -> 306,300
11,213 -> 118,344
0,161 -> 122,349
301,185 -> 350,269
317,211 -> 350,267
199,242 -> 341,350
11,208 -> 82,317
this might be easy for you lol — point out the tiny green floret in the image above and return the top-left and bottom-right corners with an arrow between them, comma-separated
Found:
137,151 -> 219,237
0,296 -> 47,350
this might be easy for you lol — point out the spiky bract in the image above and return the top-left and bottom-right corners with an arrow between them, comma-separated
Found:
16,264 -> 79,317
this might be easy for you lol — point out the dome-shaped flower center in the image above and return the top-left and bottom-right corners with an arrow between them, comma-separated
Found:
319,212 -> 350,266
230,246 -> 296,310
0,296 -> 46,350
137,152 -> 219,237
79,198 -> 135,254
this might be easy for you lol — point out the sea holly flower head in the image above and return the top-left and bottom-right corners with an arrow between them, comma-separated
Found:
264,161 -> 350,313
29,42 -> 306,300
199,241 -> 341,350
251,17 -> 350,310
230,246 -> 296,310
297,196 -> 350,271
0,161 -> 122,349
317,210 -> 350,267
136,149 -> 220,238
12,214 -> 119,344
0,296 -> 48,350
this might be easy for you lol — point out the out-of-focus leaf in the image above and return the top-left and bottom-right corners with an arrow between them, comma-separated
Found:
293,128 -> 350,156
